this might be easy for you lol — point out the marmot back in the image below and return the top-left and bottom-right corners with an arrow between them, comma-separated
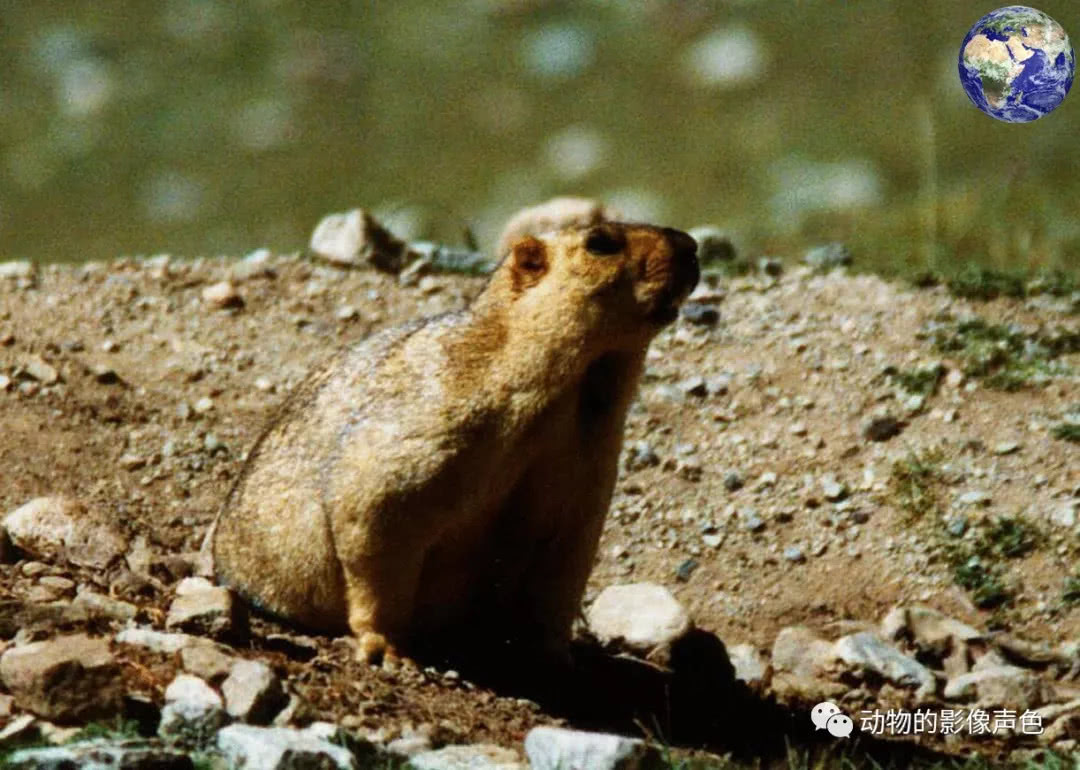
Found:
212,221 -> 699,663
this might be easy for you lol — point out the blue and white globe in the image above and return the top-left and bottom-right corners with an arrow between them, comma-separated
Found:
959,6 -> 1075,122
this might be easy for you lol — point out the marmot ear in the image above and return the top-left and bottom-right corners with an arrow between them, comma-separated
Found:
509,236 -> 548,293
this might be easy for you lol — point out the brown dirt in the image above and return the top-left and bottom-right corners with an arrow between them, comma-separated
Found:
1,253 -> 1078,758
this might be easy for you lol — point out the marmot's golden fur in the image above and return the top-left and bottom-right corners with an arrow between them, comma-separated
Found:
211,222 -> 699,663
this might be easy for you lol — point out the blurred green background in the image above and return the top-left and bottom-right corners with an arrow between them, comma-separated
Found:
1,0 -> 1078,277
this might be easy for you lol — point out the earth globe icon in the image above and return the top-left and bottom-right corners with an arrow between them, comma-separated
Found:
959,6 -> 1075,122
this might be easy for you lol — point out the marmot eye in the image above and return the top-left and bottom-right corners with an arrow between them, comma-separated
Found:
584,229 -> 624,256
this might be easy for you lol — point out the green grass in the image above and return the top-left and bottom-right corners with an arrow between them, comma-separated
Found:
920,316 -> 1080,391
1051,423 -> 1080,443
889,448 -> 946,523
1063,573 -> 1080,605
662,744 -> 1079,769
887,364 -> 945,399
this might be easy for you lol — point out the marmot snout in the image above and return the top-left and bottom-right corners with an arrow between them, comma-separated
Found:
211,221 -> 698,664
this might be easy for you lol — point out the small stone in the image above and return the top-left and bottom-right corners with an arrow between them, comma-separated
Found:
115,627 -> 207,654
803,243 -> 852,269
335,305 -> 359,321
180,644 -> 236,683
222,659 -> 288,725
90,364 -> 121,384
101,339 -> 119,353
676,377 -> 707,398
37,576 -> 75,596
1052,503 -> 1078,529
524,726 -> 663,770
946,516 -> 968,537
3,497 -> 127,569
863,415 -> 904,442
21,355 -> 59,385
675,558 -> 698,582
159,673 -> 227,746
203,434 -> 223,453
758,257 -> 783,276
71,589 -> 137,622
821,476 -> 848,502
727,644 -> 770,688
723,471 -> 744,492
254,377 -> 273,392
788,422 -> 807,437
118,453 -> 147,471
957,490 -> 991,506
0,260 -> 35,279
783,546 -> 806,563
586,583 -> 692,655
192,397 -> 214,414
309,208 -> 408,272
166,577 -> 248,641
702,534 -> 723,549
202,280 -> 244,309
740,508 -> 765,532
993,441 -> 1021,456
0,634 -> 121,722
623,441 -> 659,471
680,302 -> 719,327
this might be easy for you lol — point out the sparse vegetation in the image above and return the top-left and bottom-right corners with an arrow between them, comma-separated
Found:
887,364 -> 946,399
1051,422 -> 1080,443
1063,573 -> 1080,605
67,717 -> 144,744
920,315 -> 1080,391
890,448 -> 946,522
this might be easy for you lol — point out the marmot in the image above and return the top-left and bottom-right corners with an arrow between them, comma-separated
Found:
211,222 -> 699,663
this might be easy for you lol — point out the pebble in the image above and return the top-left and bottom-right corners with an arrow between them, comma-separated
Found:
21,356 -> 59,385
740,508 -> 765,532
863,415 -> 903,442
993,441 -> 1020,455
803,243 -> 852,269
783,546 -> 806,563
202,280 -> 244,309
957,490 -> 991,506
758,257 -> 783,276
821,476 -> 848,502
702,534 -> 724,549
676,377 -> 707,397
723,471 -> 745,492
675,558 -> 698,582
623,441 -> 659,471
193,397 -> 214,414
680,302 -> 719,327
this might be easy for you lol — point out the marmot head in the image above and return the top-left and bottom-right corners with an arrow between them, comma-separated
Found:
493,222 -> 699,351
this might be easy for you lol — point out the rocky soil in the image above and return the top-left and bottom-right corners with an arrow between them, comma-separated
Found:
0,218 -> 1079,768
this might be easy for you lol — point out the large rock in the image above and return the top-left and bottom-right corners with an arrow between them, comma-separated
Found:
309,208 -> 408,272
770,626 -> 846,702
495,197 -> 621,257
524,727 -> 663,770
5,741 -> 194,769
165,577 -> 247,641
408,744 -> 527,770
3,497 -> 127,569
158,674 -> 228,747
222,659 -> 288,724
216,724 -> 358,770
833,631 -> 936,699
726,643 -> 770,689
0,634 -> 121,722
585,583 -> 692,656
944,664 -> 1046,710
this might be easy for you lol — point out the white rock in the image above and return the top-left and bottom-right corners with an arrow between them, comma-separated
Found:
159,673 -> 227,743
726,643 -> 769,688
0,260 -> 35,279
524,726 -> 662,770
586,583 -> 692,654
3,497 -> 127,569
201,280 -> 243,309
309,208 -> 405,271
833,632 -> 936,698
222,659 -> 287,724
217,724 -> 358,770
944,665 -> 1045,710
409,744 -> 526,770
